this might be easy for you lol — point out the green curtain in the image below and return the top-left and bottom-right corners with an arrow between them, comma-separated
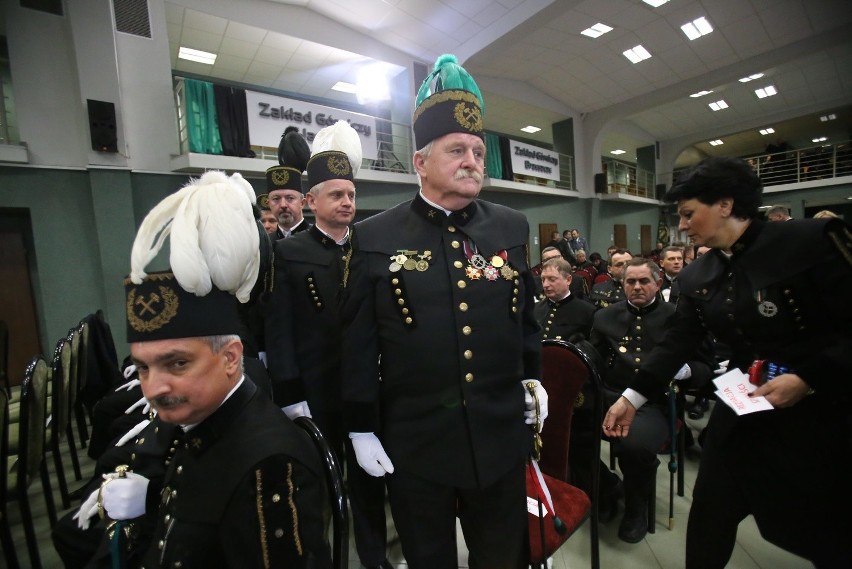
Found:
185,78 -> 223,154
485,132 -> 503,180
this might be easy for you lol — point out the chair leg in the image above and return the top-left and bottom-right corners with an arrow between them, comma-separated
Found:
66,423 -> 83,480
17,495 -> 43,569
677,429 -> 686,497
75,399 -> 90,449
647,475 -> 656,534
0,518 -> 21,569
40,461 -> 58,527
52,438 -> 72,509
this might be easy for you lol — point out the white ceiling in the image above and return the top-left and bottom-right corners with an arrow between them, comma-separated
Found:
165,0 -> 852,166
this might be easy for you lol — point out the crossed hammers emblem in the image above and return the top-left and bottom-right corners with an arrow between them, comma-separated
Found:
135,292 -> 161,316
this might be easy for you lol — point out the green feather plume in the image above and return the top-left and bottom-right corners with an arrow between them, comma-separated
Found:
415,54 -> 484,115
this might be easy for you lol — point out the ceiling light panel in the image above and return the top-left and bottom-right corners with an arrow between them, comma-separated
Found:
689,90 -> 713,98
623,45 -> 652,64
819,114 -> 836,122
759,128 -> 775,135
611,149 -> 626,155
754,85 -> 777,98
642,0 -> 670,7
179,47 -> 217,65
521,126 -> 542,133
708,139 -> 723,146
739,73 -> 764,83
581,23 -> 613,38
708,100 -> 729,111
681,17 -> 713,40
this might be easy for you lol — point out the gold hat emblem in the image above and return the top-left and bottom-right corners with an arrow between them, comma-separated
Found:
127,285 -> 179,332
327,155 -> 351,176
453,101 -> 483,132
270,168 -> 290,186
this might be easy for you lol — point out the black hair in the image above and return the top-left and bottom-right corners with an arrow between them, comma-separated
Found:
665,156 -> 762,220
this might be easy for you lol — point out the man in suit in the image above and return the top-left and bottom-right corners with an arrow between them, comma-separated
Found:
341,54 -> 546,569
535,256 -> 596,341
588,249 -> 633,310
658,246 -> 684,303
266,127 -> 311,240
91,171 -> 332,568
265,121 -> 391,569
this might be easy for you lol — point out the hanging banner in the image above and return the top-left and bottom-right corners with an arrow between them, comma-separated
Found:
509,139 -> 560,182
246,90 -> 378,160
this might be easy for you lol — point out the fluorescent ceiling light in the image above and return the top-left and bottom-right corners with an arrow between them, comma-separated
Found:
739,73 -> 764,83
642,0 -> 670,7
520,125 -> 542,133
708,139 -> 724,146
820,114 -> 837,122
708,100 -> 729,111
581,23 -> 613,38
759,128 -> 775,135
610,149 -> 626,155
755,85 -> 777,98
623,45 -> 652,64
812,136 -> 827,143
178,47 -> 216,65
356,65 -> 391,103
690,90 -> 713,98
331,81 -> 357,94
681,17 -> 713,40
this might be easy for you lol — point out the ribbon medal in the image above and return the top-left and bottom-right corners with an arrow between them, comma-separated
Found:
389,250 -> 432,273
462,240 -> 512,282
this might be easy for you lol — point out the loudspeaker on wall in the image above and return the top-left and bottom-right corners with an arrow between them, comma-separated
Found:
87,99 -> 118,153
594,173 -> 606,194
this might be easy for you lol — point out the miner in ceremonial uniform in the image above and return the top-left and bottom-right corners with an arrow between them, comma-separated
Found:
340,54 -> 547,569
96,171 -> 331,568
534,256 -> 595,341
588,249 -> 632,310
265,121 -> 391,569
266,126 -> 311,240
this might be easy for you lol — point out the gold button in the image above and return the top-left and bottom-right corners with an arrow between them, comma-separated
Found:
452,240 -> 460,248
454,260 -> 463,268
176,466 -> 182,474
458,280 -> 466,289
137,438 -> 145,445
308,277 -> 313,282
405,317 -> 413,324
159,540 -> 164,549
459,302 -> 468,311
634,357 -> 641,363
402,308 -> 409,314
463,325 -> 472,335
165,514 -> 170,522
275,528 -> 284,538
464,350 -> 473,359
272,493 -> 281,503
174,562 -> 182,568
465,373 -> 474,382
512,307 -> 518,313
131,453 -> 136,460
171,490 -> 177,498
512,298 -> 517,304
448,226 -> 456,232
395,288 -> 402,295
398,298 -> 405,305
392,278 -> 399,285
513,288 -> 519,294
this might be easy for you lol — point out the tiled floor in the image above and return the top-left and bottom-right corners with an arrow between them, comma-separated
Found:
8,401 -> 812,568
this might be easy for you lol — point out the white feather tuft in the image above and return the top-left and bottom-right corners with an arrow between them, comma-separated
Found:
311,120 -> 362,177
130,170 -> 259,302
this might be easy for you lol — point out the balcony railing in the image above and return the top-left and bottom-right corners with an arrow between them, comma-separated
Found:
745,141 -> 852,186
601,160 -> 657,199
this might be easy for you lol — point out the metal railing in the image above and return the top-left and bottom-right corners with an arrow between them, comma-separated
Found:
601,160 -> 657,199
745,141 -> 852,186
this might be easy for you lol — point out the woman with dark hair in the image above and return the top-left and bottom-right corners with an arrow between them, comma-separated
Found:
602,156 -> 852,568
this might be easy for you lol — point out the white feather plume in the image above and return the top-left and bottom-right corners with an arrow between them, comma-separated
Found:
130,170 -> 260,303
310,120 -> 362,176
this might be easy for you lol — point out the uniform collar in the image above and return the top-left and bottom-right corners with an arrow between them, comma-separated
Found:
309,224 -> 350,248
412,192 -> 477,227
730,219 -> 763,256
181,379 -> 257,456
626,297 -> 660,316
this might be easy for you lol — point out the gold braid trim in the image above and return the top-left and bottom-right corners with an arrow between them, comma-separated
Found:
255,469 -> 270,569
286,462 -> 302,555
413,90 -> 481,122
342,227 -> 354,289
828,224 -> 852,269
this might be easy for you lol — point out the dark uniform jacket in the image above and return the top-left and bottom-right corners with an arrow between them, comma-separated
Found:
274,217 -> 310,241
534,294 -> 595,341
590,299 -> 712,398
266,224 -> 352,445
660,274 -> 680,303
139,380 -> 331,569
341,193 -> 540,489
588,278 -> 625,310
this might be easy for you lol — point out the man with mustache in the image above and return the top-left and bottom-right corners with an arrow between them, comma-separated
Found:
95,171 -> 331,568
341,54 -> 546,568
266,127 -> 311,240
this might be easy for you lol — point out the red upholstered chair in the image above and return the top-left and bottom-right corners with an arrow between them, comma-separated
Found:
533,339 -> 602,569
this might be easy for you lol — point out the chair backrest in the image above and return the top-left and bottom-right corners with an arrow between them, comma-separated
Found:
75,318 -> 90,394
16,355 -> 50,491
293,416 -> 349,569
538,339 -> 603,482
0,320 -> 9,394
0,387 -> 9,504
49,334 -> 73,436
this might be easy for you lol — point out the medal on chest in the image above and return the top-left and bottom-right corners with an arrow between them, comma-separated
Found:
754,289 -> 778,317
389,249 -> 432,273
462,239 -> 513,281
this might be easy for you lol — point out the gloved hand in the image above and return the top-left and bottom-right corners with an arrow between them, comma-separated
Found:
714,359 -> 730,375
349,432 -> 394,477
523,380 -> 549,431
281,400 -> 312,420
101,472 -> 150,520
73,488 -> 101,530
114,378 -> 140,392
673,364 -> 692,380
115,417 -> 154,447
124,396 -> 151,415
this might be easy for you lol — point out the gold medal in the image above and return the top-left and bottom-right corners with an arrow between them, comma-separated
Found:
470,254 -> 487,269
491,255 -> 504,268
389,262 -> 402,272
618,346 -> 627,353
403,259 -> 417,271
500,265 -> 514,280
416,260 -> 429,272
394,254 -> 408,265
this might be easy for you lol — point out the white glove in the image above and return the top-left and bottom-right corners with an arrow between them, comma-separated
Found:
673,364 -> 692,381
714,359 -> 729,375
349,432 -> 394,477
115,417 -> 154,447
281,400 -> 312,420
101,472 -> 150,520
114,378 -> 140,392
124,396 -> 151,415
73,488 -> 101,530
523,380 -> 549,430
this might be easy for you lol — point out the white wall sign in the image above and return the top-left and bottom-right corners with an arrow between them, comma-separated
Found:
245,90 -> 378,161
509,139 -> 560,182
